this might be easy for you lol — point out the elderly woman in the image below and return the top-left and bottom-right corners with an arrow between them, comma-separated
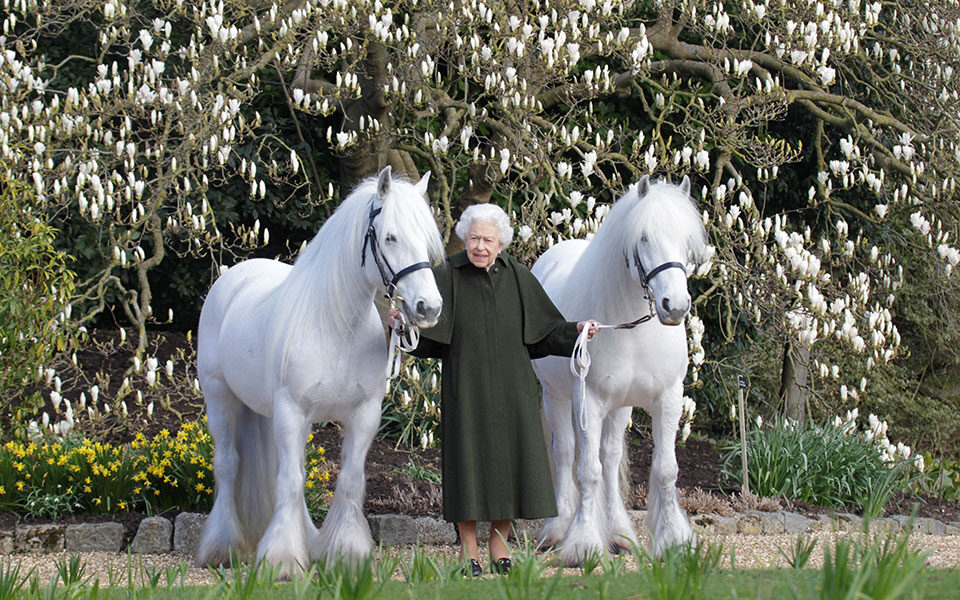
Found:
394,203 -> 598,576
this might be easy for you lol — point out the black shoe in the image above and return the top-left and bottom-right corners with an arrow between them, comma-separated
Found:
462,559 -> 482,578
491,557 -> 512,575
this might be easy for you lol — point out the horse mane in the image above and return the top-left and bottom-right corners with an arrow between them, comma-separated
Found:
563,179 -> 707,321
265,175 -> 444,384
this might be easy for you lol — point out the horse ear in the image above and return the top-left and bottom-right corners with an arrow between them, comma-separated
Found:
636,174 -> 650,198
679,174 -> 691,196
376,166 -> 392,204
415,170 -> 431,199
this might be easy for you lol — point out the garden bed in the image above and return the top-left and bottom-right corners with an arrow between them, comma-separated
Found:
4,329 -> 960,533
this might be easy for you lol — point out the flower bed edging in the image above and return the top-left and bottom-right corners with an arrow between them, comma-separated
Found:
1,510 -> 958,555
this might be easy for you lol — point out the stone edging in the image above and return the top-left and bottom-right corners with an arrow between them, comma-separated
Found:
2,511 -> 958,556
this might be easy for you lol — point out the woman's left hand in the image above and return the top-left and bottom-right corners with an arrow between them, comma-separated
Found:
577,320 -> 601,340
387,308 -> 400,328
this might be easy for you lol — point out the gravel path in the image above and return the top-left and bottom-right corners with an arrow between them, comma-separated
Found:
5,531 -> 960,588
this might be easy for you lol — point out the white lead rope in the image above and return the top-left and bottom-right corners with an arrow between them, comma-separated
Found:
387,302 -> 420,380
570,324 -> 616,431
569,302 -> 657,430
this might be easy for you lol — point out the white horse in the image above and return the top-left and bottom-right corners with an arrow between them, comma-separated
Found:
532,175 -> 708,565
194,167 -> 444,577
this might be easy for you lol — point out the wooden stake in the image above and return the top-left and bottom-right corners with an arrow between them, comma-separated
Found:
738,375 -> 749,495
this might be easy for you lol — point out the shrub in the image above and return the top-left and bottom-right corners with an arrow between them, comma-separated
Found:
0,169 -> 77,434
916,453 -> 960,501
720,413 -> 921,514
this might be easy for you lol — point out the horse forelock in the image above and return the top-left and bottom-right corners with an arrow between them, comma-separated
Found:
630,180 -> 707,262
378,177 -> 445,265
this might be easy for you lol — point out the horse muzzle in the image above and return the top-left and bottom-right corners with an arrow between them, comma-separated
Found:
403,297 -> 442,328
656,295 -> 690,326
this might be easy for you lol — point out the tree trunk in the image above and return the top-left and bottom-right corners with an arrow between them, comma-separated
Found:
780,343 -> 809,421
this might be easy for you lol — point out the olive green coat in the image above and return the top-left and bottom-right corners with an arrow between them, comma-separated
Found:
411,251 -> 579,523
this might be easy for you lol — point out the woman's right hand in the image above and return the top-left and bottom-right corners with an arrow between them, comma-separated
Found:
577,320 -> 601,340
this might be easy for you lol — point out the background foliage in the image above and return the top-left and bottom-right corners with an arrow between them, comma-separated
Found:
0,170 -> 76,398
0,0 -> 959,460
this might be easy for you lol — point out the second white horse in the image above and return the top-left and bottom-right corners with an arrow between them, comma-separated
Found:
533,175 -> 708,565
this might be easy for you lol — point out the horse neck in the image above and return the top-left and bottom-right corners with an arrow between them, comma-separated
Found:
270,198 -> 377,341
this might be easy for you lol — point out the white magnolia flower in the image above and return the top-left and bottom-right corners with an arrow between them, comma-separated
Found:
581,150 -> 597,178
499,148 -> 511,175
817,65 -> 836,86
694,150 -> 709,170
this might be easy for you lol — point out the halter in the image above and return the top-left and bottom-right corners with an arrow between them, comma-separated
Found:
607,247 -> 687,330
361,204 -> 432,299
632,246 -> 686,291
361,202 -> 433,378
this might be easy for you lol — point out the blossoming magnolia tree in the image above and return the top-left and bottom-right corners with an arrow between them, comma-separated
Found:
2,0 -> 958,440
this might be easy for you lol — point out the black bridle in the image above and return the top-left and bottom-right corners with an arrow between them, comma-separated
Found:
632,246 -> 686,287
361,203 -> 432,299
616,247 -> 686,329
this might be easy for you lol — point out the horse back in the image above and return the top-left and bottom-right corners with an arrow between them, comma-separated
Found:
531,239 -> 589,303
199,259 -> 290,337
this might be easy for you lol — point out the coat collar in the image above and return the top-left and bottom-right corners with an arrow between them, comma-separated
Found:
452,249 -> 508,270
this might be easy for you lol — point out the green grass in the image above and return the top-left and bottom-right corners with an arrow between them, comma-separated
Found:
392,456 -> 441,483
1,531 -> 954,599
10,569 -> 958,599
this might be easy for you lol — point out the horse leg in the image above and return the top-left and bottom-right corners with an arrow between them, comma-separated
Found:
647,385 -> 696,555
256,389 -> 311,578
600,406 -> 638,553
556,385 -> 607,567
537,386 -> 577,549
312,395 -> 378,564
194,375 -> 246,567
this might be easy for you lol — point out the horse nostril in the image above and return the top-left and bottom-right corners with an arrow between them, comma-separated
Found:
415,299 -> 427,317
661,298 -> 670,313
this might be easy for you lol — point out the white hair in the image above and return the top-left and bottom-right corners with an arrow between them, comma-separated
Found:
455,203 -> 514,247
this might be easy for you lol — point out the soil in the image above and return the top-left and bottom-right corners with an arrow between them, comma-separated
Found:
4,329 -> 960,538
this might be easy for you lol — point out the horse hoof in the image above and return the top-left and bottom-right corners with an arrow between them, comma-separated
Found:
538,543 -> 556,552
609,540 -> 634,556
536,537 -> 559,552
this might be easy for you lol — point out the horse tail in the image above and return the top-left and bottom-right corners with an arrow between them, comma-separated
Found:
233,403 -> 277,547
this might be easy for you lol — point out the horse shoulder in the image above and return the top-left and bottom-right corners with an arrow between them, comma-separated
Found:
596,329 -> 687,406
281,306 -> 387,410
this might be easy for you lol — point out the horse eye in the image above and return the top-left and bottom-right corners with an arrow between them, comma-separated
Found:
385,233 -> 398,243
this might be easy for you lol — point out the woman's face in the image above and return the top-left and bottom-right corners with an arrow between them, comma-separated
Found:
465,220 -> 503,269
